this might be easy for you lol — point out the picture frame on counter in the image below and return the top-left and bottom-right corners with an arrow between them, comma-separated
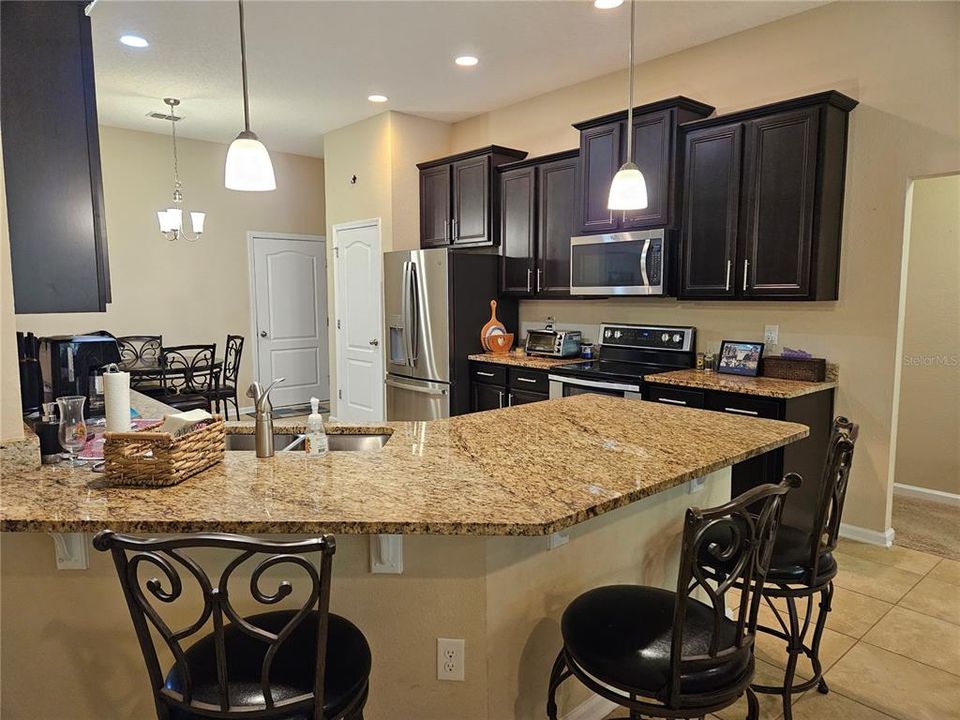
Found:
717,341 -> 764,377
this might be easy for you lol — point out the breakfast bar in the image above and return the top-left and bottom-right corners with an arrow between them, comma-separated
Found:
0,395 -> 807,719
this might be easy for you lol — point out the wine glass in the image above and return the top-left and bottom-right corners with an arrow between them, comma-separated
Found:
56,395 -> 87,466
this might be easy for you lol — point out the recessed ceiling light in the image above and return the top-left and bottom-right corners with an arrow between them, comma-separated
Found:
120,34 -> 149,48
367,94 -> 389,103
593,0 -> 624,8
455,55 -> 479,67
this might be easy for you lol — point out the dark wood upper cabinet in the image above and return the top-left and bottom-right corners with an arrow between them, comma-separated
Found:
419,165 -> 451,247
678,91 -> 857,301
679,124 -> 742,298
1,0 -> 111,313
740,108 -> 819,298
497,150 -> 579,298
573,97 -> 714,236
622,110 -> 673,229
417,146 -> 526,249
499,166 -> 536,294
537,154 -> 579,296
576,123 -> 620,234
452,156 -> 489,245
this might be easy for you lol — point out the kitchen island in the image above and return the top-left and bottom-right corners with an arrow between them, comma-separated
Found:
0,395 -> 806,720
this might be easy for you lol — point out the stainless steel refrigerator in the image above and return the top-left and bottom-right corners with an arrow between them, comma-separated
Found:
383,248 -> 514,421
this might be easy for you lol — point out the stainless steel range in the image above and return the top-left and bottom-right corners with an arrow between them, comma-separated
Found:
548,323 -> 696,400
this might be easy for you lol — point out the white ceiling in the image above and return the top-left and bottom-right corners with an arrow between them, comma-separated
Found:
90,0 -> 823,158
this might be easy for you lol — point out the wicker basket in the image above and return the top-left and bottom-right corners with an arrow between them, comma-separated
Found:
762,356 -> 827,382
103,416 -> 225,487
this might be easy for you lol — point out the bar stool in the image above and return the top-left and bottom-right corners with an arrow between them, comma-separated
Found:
546,475 -> 800,720
700,417 -> 859,720
94,531 -> 371,720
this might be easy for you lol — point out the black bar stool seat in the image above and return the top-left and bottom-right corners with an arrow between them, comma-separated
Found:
166,610 -> 370,720
561,585 -> 752,702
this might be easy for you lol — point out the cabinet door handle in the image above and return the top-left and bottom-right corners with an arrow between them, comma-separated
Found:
516,377 -> 538,384
452,218 -> 458,242
476,371 -> 495,377
536,268 -> 542,294
507,392 -> 513,407
724,407 -> 759,416
526,268 -> 532,293
658,398 -> 688,406
725,260 -> 732,292
497,390 -> 504,408
743,259 -> 750,291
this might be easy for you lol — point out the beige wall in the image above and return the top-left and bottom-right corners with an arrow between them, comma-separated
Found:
894,174 -> 960,496
450,1 -> 960,535
0,138 -> 23,440
322,112 -> 450,415
11,126 -> 326,406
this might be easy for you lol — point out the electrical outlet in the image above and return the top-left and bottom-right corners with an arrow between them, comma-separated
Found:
764,325 -> 779,346
437,638 -> 465,681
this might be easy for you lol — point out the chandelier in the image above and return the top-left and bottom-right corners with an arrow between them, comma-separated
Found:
155,97 -> 206,241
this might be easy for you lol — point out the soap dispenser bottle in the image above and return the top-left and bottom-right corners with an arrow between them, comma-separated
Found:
304,397 -> 328,457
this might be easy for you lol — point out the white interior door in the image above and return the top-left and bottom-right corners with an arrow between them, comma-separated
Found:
334,220 -> 384,422
251,234 -> 328,408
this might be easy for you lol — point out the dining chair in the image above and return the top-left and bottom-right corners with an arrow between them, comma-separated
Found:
158,344 -> 217,412
547,474 -> 800,720
209,335 -> 244,420
117,335 -> 163,389
93,530 -> 371,720
697,417 -> 859,720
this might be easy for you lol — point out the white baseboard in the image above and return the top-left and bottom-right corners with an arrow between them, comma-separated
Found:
561,694 -> 618,720
894,482 -> 960,507
839,523 -> 895,547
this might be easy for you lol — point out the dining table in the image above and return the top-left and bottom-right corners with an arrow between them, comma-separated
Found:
117,358 -> 224,397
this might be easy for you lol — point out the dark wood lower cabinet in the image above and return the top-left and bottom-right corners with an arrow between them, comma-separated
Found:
646,384 -> 835,529
469,362 -> 550,412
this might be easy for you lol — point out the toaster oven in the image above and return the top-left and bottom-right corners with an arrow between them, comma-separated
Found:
525,330 -> 582,357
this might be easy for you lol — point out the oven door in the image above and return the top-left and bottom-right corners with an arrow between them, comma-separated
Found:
548,374 -> 643,400
570,230 -> 665,296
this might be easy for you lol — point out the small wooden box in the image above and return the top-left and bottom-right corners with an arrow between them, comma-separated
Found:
762,356 -> 827,382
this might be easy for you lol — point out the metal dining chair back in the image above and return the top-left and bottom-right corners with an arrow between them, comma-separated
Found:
160,344 -> 217,395
118,335 -> 163,367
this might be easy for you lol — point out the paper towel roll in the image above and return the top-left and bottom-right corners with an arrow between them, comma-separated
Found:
104,370 -> 131,433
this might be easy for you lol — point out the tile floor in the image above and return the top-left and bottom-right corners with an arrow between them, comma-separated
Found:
604,539 -> 960,720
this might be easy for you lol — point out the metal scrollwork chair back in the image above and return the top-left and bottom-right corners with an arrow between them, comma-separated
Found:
118,335 -> 163,368
668,474 -> 800,708
93,531 -> 336,720
222,336 -> 244,390
160,344 -> 217,396
807,417 -> 859,583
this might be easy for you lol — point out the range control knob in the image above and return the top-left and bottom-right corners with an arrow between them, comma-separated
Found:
604,329 -> 612,339
673,333 -> 681,343
661,333 -> 670,342
614,330 -> 622,339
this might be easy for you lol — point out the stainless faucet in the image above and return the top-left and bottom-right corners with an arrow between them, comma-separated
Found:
246,377 -> 285,458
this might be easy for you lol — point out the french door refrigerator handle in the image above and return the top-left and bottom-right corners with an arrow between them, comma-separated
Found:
385,376 -> 448,396
401,261 -> 413,366
409,261 -> 421,364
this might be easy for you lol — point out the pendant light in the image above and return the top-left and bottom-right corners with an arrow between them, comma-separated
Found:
607,0 -> 648,211
156,98 -> 205,242
224,0 -> 276,191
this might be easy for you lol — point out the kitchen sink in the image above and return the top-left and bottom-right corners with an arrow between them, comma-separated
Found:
224,433 -> 390,452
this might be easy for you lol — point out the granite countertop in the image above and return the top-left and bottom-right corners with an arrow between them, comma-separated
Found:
468,352 -> 584,370
648,369 -> 837,399
0,394 -> 807,536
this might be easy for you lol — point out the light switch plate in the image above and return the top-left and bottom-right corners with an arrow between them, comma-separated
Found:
764,325 -> 779,346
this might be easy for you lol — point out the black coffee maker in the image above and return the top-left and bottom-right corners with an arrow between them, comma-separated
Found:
38,333 -> 121,418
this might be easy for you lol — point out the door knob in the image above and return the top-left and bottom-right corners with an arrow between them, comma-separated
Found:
369,338 -> 380,347
260,331 -> 268,338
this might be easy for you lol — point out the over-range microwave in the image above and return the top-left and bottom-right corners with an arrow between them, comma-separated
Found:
570,229 -> 669,296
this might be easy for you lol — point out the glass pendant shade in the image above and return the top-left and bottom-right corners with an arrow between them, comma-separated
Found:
157,208 -> 183,232
225,131 -> 276,191
607,162 -> 648,210
190,212 -> 206,234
